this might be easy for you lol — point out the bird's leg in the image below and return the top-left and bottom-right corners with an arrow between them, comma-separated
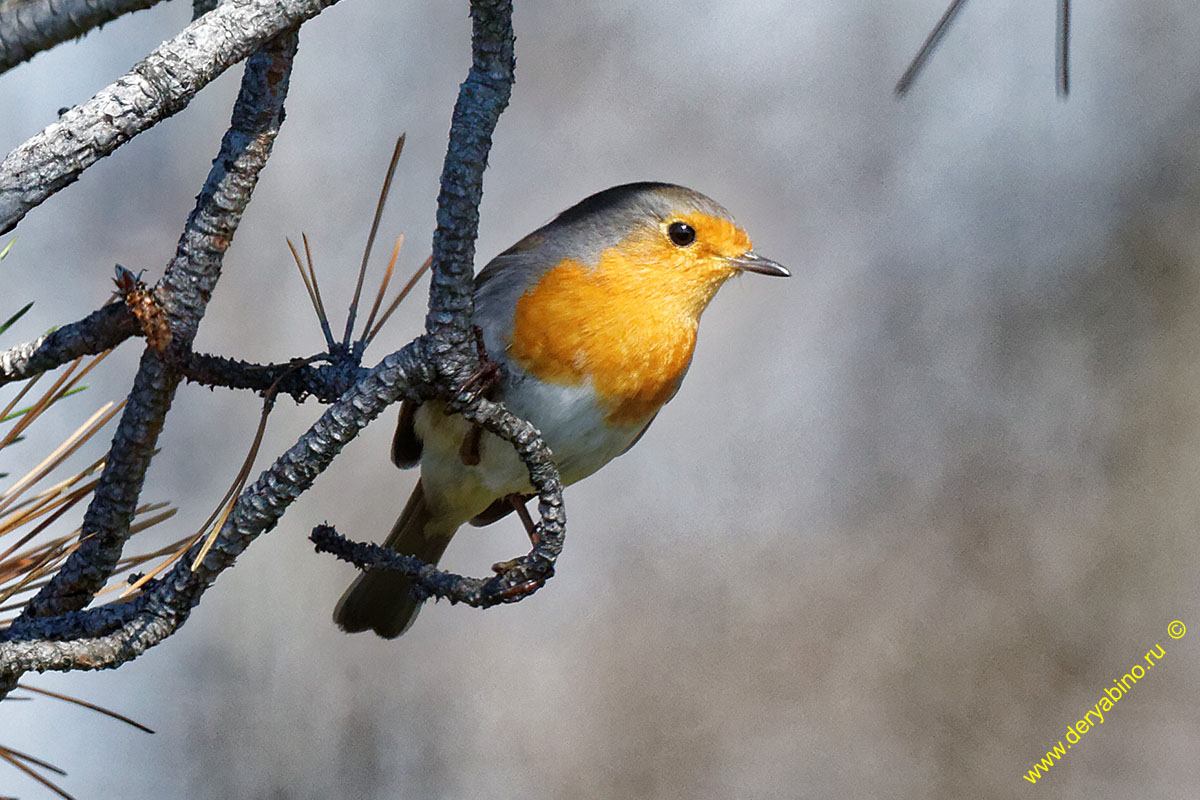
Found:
491,495 -> 542,574
510,495 -> 540,547
457,325 -> 501,400
457,325 -> 502,466
459,426 -> 483,466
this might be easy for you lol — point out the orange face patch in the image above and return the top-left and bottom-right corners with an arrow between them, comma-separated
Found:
509,211 -> 752,425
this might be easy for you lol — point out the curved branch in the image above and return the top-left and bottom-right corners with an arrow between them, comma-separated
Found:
14,31 -> 299,625
0,346 -> 570,675
0,0 -> 170,76
0,0 -> 342,235
0,0 -> 568,679
313,396 -> 564,606
0,342 -> 434,671
0,303 -> 138,387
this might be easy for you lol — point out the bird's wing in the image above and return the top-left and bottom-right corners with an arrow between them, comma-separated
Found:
390,399 -> 422,468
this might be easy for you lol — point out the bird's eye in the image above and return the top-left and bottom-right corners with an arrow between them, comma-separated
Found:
667,221 -> 696,247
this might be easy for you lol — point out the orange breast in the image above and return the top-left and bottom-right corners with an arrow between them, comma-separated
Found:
510,254 -> 700,425
508,212 -> 751,425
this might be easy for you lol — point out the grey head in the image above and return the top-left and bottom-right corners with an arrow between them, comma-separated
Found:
472,182 -> 786,355
485,183 -> 734,271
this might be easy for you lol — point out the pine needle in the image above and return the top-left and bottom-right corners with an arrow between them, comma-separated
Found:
344,132 -> 405,347
0,747 -> 76,800
0,350 -> 112,452
0,400 -> 121,515
366,254 -> 433,346
0,453 -> 105,519
301,233 -> 332,339
0,302 -> 33,337
15,684 -> 154,734
361,234 -> 403,343
187,374 -> 283,572
0,479 -> 100,570
286,236 -> 335,349
895,0 -> 970,96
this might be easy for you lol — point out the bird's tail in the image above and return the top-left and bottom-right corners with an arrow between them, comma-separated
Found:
333,481 -> 453,638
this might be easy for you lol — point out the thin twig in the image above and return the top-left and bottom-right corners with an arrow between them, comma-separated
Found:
0,304 -> 137,388
180,351 -> 360,402
425,0 -> 516,340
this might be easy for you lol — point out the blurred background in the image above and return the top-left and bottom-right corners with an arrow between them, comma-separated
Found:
3,0 -> 1200,797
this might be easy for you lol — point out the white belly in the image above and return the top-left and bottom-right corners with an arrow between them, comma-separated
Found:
412,377 -> 647,525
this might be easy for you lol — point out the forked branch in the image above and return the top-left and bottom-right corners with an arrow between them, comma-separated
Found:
1,0 -> 567,684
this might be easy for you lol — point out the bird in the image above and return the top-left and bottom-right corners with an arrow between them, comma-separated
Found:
333,182 -> 788,637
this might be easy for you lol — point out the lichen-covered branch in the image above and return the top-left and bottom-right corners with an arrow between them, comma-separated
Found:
0,0 -> 342,235
0,303 -> 138,387
14,32 -> 299,625
0,0 -> 170,75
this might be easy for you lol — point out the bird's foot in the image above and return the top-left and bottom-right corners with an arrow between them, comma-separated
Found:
457,325 -> 502,402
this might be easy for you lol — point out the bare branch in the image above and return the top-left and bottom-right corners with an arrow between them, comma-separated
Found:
180,352 -> 365,402
0,0 -> 169,75
0,304 -> 362,402
13,31 -> 299,625
0,0 -> 342,235
424,0 -> 516,343
0,304 -> 138,387
0,342 -> 434,673
312,397 -> 565,606
0,0 -> 568,684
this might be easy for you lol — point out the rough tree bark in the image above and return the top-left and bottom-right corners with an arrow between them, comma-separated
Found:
0,0 -> 565,697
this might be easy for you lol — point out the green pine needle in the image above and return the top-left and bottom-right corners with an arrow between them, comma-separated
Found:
0,302 -> 32,337
0,386 -> 88,424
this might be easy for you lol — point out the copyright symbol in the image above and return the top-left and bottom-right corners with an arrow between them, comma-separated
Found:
1168,620 -> 1186,639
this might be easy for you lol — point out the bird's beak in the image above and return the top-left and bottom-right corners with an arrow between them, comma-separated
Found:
730,251 -> 790,277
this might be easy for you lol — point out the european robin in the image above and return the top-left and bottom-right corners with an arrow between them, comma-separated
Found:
334,182 -> 788,637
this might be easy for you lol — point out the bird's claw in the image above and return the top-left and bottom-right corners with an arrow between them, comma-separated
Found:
456,325 -> 502,403
495,578 -> 545,602
491,556 -> 524,574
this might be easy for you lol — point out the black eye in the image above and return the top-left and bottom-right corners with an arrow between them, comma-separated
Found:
667,221 -> 696,247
